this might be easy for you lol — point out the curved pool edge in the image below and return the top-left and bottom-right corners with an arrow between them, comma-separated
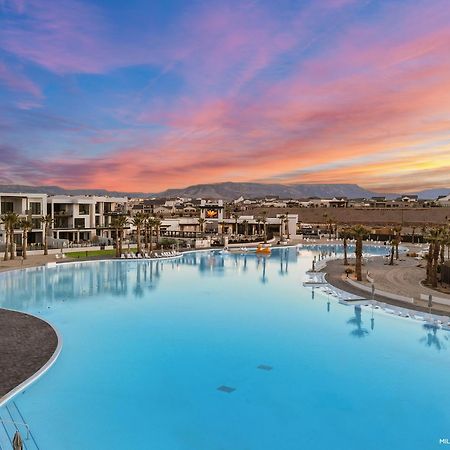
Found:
316,256 -> 450,325
0,310 -> 63,408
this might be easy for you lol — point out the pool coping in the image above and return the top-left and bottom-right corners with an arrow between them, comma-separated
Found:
299,245 -> 450,324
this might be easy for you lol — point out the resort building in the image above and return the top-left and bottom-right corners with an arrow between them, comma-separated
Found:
437,194 -> 450,207
47,195 -> 128,243
0,192 -> 47,246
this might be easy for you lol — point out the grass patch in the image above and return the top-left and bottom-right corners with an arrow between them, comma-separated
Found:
67,248 -> 137,259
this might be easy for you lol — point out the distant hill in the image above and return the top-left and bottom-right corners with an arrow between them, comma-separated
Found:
156,182 -> 383,199
0,184 -> 152,198
414,188 -> 450,199
4,181 -> 446,200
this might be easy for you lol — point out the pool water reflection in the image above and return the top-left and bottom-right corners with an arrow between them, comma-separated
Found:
0,246 -> 449,450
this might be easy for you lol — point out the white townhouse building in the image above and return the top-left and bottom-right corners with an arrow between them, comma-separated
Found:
0,192 -> 47,247
47,195 -> 128,243
437,194 -> 450,207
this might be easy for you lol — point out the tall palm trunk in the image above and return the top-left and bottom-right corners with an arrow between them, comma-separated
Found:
115,227 -> 119,257
389,241 -> 395,265
431,241 -> 440,288
144,225 -> 149,250
355,237 -> 363,281
43,223 -> 49,255
9,226 -> 15,260
119,227 -> 124,256
343,237 -> 348,265
149,225 -> 154,252
426,242 -> 433,283
3,223 -> 9,261
22,229 -> 28,260
136,224 -> 142,254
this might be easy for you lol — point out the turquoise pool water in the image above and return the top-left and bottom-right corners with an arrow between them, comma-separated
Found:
0,246 -> 449,449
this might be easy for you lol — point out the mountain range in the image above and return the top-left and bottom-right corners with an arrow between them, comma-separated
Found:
0,182 -> 448,200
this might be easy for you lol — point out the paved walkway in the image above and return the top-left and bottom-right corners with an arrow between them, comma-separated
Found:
0,256 -> 60,400
0,254 -> 59,273
0,309 -> 57,399
323,256 -> 450,316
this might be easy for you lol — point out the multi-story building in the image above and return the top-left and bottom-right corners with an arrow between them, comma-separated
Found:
47,195 -> 128,243
0,192 -> 47,246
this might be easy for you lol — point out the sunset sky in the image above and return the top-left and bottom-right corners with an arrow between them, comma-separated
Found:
1,0 -> 449,193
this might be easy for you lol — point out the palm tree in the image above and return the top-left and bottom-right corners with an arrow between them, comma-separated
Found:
242,220 -> 249,236
350,224 -> 370,281
132,212 -> 146,254
439,226 -> 449,263
198,217 -> 206,237
10,213 -> 20,260
340,227 -> 352,265
256,217 -> 262,235
262,217 -> 268,244
154,218 -> 161,246
1,213 -> 17,261
147,218 -> 156,252
393,225 -> 402,260
411,226 -> 416,244
110,217 -> 121,257
19,218 -> 33,260
231,213 -> 239,235
1,214 -> 10,261
431,232 -> 441,288
40,214 -> 54,256
117,215 -> 129,256
284,218 -> 290,239
278,214 -> 286,239
143,213 -> 151,250
425,227 -> 442,287
261,211 -> 268,243
327,217 -> 334,239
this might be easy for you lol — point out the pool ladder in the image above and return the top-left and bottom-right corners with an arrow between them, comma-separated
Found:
0,402 -> 39,450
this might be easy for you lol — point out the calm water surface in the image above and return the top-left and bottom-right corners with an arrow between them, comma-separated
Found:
0,246 -> 449,450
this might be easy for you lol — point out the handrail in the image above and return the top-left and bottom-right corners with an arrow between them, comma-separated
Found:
0,418 -> 30,439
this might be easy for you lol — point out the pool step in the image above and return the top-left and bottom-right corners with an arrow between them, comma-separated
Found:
0,402 -> 39,450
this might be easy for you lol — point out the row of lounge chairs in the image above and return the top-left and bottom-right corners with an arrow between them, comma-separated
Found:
155,251 -> 182,258
120,250 -> 182,259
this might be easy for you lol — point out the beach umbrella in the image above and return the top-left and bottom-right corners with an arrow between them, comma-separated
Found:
13,431 -> 23,450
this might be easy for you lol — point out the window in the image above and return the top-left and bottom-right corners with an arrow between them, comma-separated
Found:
31,218 -> 41,229
79,204 -> 90,215
74,218 -> 85,228
30,202 -> 41,215
1,202 -> 13,213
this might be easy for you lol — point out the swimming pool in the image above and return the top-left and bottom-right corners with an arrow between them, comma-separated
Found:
0,246 -> 449,449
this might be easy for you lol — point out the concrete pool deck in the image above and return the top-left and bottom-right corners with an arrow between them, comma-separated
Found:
322,256 -> 450,316
0,254 -> 61,273
0,309 -> 58,401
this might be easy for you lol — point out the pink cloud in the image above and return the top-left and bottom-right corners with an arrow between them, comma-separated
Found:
1,0 -> 450,192
0,62 -> 42,97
